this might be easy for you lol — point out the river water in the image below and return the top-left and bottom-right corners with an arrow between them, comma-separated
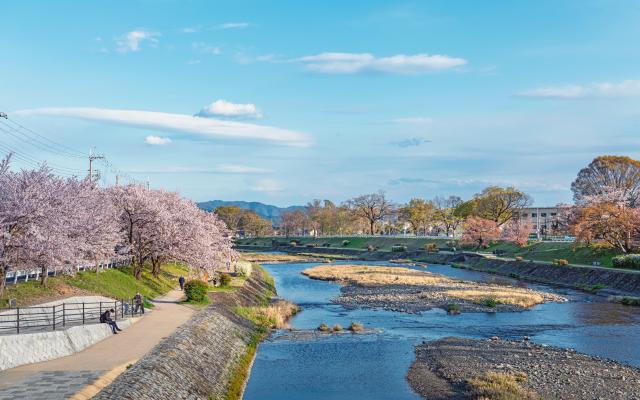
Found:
243,261 -> 640,400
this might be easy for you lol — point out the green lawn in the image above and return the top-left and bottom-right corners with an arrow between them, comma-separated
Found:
237,236 -> 622,268
1,263 -> 188,307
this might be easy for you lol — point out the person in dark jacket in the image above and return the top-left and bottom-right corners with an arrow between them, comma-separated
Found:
100,309 -> 122,334
179,276 -> 186,291
133,292 -> 145,315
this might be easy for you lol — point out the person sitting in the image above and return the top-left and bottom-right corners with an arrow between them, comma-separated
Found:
99,309 -> 122,334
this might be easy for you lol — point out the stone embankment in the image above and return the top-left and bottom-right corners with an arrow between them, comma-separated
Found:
94,270 -> 274,400
237,245 -> 640,296
407,337 -> 640,400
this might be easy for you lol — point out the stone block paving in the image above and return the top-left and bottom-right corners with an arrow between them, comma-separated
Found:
0,370 -> 104,400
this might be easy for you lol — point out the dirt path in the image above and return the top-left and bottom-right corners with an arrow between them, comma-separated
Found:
0,290 -> 195,400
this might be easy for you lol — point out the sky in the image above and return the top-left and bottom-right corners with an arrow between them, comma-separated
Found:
1,0 -> 640,207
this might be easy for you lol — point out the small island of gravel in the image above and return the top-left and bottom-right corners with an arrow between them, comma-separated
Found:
407,337 -> 640,400
302,264 -> 565,313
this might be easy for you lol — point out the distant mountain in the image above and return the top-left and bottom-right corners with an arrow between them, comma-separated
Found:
197,200 -> 304,224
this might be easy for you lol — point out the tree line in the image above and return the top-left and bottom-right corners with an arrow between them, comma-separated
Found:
217,155 -> 640,255
0,154 -> 236,297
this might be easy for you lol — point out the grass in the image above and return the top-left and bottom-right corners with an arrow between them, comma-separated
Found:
232,300 -> 299,329
467,372 -> 539,400
318,323 -> 330,332
610,296 -> 640,306
447,303 -> 461,314
445,288 -> 544,308
590,284 -> 606,292
239,252 -> 319,263
237,236 -> 452,252
302,264 -> 450,286
348,322 -> 364,332
224,331 -> 262,400
1,263 -> 188,307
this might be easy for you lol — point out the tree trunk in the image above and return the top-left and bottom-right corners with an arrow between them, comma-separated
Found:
369,220 -> 375,235
134,262 -> 143,280
151,258 -> 162,277
40,265 -> 48,286
0,267 -> 6,298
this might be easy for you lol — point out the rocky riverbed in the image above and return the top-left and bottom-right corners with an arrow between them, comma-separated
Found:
407,337 -> 640,400
303,264 -> 565,313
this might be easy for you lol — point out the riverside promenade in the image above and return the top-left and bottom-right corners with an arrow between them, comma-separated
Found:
0,290 -> 194,400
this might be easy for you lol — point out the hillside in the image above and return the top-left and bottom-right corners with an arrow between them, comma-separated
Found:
197,200 -> 304,223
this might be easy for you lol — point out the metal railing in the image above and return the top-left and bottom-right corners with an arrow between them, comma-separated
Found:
3,257 -> 131,286
0,297 -> 145,335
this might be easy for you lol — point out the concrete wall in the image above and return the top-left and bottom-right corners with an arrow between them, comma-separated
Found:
0,319 -> 132,371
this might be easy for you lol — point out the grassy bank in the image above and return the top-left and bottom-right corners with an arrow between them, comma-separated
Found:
1,263 -> 188,307
238,236 -> 621,267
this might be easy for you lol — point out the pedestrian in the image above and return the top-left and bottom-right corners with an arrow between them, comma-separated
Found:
179,275 -> 186,291
100,308 -> 122,334
133,292 -> 145,315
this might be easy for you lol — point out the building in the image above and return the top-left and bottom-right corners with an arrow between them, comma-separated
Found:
517,205 -> 573,239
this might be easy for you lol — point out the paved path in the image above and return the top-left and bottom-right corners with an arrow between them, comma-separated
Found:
0,290 -> 195,399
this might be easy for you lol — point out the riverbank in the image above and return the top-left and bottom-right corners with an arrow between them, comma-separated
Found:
237,245 -> 640,297
302,264 -> 564,313
407,337 -> 640,400
93,265 -> 284,400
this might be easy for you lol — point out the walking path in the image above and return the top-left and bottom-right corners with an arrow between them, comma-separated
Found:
0,290 -> 195,400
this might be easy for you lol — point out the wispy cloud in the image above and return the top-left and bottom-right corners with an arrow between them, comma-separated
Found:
197,100 -> 262,119
16,107 -> 311,147
214,164 -> 271,174
252,178 -> 283,193
393,116 -> 433,124
216,22 -> 250,30
518,80 -> 640,99
294,52 -> 467,74
145,135 -> 172,145
127,164 -> 271,174
389,137 -> 431,148
192,42 -> 221,55
116,30 -> 160,53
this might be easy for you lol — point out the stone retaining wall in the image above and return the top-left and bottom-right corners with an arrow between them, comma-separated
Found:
94,270 -> 271,400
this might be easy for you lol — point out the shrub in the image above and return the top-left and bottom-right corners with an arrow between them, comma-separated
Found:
332,324 -> 343,332
235,260 -> 253,277
467,372 -> 538,400
367,244 -> 377,252
348,322 -> 364,332
620,296 -> 640,306
514,256 -> 523,262
424,243 -> 439,253
590,284 -> 606,292
322,243 -> 331,247
342,240 -> 350,246
220,273 -> 232,287
184,279 -> 209,302
289,241 -> 298,247
509,272 -> 520,278
553,259 -> 569,266
446,304 -> 461,314
612,254 -> 640,270
484,297 -> 498,308
317,323 -> 330,332
391,245 -> 408,252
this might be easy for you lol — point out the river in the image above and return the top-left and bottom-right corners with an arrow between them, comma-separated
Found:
243,261 -> 640,400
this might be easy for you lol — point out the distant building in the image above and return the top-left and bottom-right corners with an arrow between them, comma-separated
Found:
517,205 -> 573,238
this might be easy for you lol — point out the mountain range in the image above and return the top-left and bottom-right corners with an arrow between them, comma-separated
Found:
197,200 -> 304,224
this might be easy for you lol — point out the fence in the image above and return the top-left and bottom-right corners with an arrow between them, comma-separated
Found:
0,297 -> 145,335
3,257 -> 131,286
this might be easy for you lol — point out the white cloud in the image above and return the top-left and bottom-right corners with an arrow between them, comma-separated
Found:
393,116 -> 433,124
15,107 -> 311,147
213,164 -> 271,174
217,22 -> 249,30
252,178 -> 283,193
182,27 -> 197,33
192,42 -> 221,55
145,135 -> 172,145
116,30 -> 160,53
197,100 -> 262,119
295,52 -> 467,74
518,80 -> 640,99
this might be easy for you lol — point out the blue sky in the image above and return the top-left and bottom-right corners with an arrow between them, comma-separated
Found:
1,0 -> 639,206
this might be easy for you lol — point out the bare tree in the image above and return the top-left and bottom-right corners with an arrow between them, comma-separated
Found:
346,192 -> 394,235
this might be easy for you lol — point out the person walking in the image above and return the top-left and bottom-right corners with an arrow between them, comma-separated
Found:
179,275 -> 186,291
100,309 -> 122,334
133,292 -> 145,315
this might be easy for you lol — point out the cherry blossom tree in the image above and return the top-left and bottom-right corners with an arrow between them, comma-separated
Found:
461,217 -> 500,249
501,220 -> 532,247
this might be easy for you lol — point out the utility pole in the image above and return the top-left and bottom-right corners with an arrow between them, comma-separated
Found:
115,175 -> 119,186
88,148 -> 105,182
146,176 -> 150,190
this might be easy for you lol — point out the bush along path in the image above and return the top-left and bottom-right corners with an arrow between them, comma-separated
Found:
0,289 -> 195,400
93,264 -> 297,400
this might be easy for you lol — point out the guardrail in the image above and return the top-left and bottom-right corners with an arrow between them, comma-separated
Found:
4,258 -> 131,286
0,297 -> 144,335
